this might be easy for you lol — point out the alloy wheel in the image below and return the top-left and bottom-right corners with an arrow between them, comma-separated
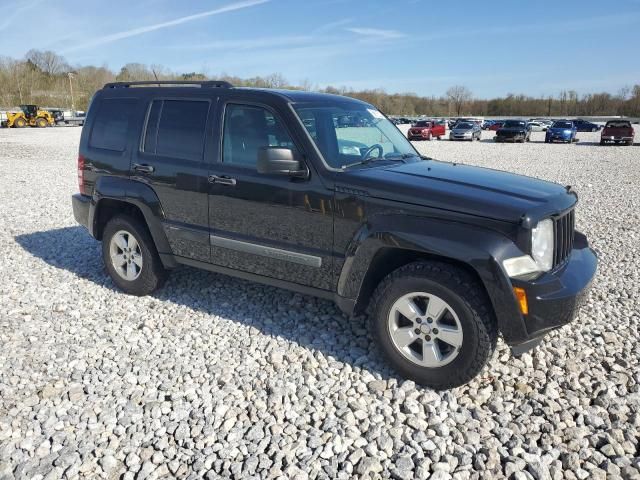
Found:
109,230 -> 143,281
388,292 -> 463,368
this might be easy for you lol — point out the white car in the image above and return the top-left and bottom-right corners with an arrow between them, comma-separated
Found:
528,121 -> 547,132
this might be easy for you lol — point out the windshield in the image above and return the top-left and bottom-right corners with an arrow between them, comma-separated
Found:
414,121 -> 431,127
503,121 -> 526,128
606,121 -> 631,128
455,122 -> 473,129
293,102 -> 418,169
553,121 -> 573,129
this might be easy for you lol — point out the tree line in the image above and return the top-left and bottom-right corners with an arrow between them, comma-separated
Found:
1,50 -> 639,117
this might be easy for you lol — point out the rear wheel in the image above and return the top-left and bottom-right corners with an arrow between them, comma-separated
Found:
36,118 -> 47,128
102,215 -> 168,296
369,261 -> 498,389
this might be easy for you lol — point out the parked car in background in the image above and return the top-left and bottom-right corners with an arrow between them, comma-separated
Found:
482,120 -> 495,130
545,120 -> 577,143
488,121 -> 505,131
540,120 -> 554,130
572,119 -> 601,132
600,120 -> 635,145
450,122 -> 482,141
408,120 -> 445,140
528,121 -> 547,132
494,120 -> 531,143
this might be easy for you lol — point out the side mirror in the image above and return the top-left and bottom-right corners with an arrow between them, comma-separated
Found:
257,147 -> 308,178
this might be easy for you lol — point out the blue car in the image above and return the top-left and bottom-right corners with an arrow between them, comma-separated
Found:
572,119 -> 601,132
545,120 -> 577,143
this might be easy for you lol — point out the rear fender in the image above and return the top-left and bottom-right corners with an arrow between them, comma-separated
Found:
90,176 -> 177,268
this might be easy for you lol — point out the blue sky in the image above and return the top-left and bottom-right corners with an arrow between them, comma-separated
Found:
1,0 -> 639,98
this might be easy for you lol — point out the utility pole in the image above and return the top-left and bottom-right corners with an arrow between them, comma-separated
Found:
68,72 -> 75,111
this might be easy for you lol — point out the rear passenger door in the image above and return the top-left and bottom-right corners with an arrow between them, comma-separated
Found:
131,97 -> 213,262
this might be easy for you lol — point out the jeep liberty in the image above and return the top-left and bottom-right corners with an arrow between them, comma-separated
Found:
72,81 -> 597,389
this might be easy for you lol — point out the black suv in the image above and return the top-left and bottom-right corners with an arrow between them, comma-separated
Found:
72,81 -> 597,389
494,120 -> 532,143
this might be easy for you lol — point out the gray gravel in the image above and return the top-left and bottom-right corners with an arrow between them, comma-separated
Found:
1,126 -> 639,479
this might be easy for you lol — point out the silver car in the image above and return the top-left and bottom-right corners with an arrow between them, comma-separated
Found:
449,122 -> 482,141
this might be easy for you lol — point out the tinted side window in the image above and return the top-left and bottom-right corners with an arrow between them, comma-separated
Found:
153,100 -> 209,160
89,98 -> 137,151
222,104 -> 296,168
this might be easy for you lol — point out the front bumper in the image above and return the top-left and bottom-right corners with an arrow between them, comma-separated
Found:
494,135 -> 524,142
72,193 -> 92,233
547,134 -> 572,142
508,232 -> 597,353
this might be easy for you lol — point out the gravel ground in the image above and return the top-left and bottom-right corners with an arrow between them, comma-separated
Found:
1,126 -> 639,480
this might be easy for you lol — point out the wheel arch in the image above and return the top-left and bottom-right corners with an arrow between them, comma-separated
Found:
90,176 -> 177,268
353,246 -> 485,316
337,219 -> 528,343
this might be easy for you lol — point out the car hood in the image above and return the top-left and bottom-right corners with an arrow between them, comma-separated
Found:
452,128 -> 473,133
338,160 -> 576,223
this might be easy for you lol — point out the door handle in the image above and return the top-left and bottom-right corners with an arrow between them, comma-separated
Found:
208,175 -> 237,186
133,163 -> 154,174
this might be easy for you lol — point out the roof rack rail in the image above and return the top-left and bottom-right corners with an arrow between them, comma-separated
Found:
102,80 -> 233,89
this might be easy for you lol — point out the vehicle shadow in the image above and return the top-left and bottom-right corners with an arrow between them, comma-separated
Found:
15,226 -> 394,381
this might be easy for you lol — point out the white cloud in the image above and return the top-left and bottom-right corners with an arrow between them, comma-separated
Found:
171,35 -> 314,51
346,27 -> 405,39
61,0 -> 270,53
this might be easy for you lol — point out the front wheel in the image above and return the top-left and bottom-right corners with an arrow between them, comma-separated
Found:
102,215 -> 168,296
369,261 -> 498,389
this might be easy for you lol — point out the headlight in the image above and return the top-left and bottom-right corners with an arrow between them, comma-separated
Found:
531,218 -> 554,271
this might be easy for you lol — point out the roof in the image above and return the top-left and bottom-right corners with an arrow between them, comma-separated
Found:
241,88 -> 371,105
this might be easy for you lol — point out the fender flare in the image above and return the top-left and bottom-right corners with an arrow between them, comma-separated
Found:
89,176 -> 177,268
337,215 -> 529,344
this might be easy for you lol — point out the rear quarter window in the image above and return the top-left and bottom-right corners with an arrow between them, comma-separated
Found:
89,98 -> 138,151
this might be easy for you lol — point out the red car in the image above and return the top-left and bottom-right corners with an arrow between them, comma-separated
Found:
600,120 -> 635,146
488,121 -> 504,131
407,120 -> 446,141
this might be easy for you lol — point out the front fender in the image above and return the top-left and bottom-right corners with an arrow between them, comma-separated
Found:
338,214 -> 529,344
90,176 -> 176,267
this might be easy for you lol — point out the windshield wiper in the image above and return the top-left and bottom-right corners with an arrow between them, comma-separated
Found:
341,156 -> 406,170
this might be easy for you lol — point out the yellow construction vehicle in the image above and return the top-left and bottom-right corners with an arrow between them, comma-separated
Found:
6,105 -> 55,128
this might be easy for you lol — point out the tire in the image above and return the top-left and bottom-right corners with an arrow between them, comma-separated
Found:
14,118 -> 27,128
600,140 -> 605,146
36,118 -> 47,128
437,136 -> 441,140
102,214 -> 168,296
369,261 -> 498,389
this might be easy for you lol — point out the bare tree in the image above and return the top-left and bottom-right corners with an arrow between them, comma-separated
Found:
446,85 -> 473,116
25,49 -> 69,75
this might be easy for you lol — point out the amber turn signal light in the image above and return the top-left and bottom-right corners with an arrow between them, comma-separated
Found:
513,287 -> 529,315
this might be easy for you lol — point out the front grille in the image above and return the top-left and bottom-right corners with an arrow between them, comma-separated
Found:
554,209 -> 575,267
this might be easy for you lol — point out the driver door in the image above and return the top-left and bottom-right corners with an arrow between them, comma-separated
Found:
207,99 -> 335,290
